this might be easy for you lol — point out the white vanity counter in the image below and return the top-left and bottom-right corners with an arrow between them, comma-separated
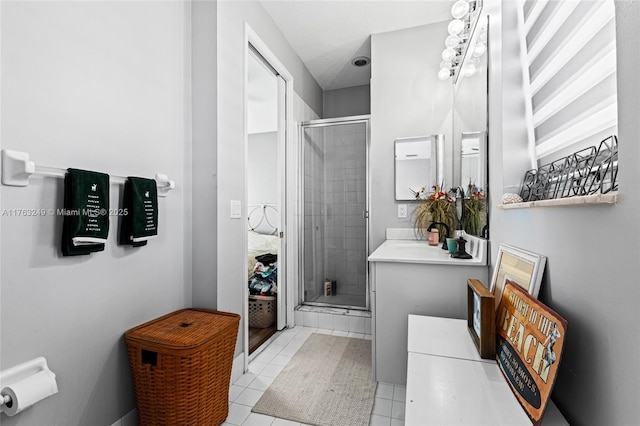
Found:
368,229 -> 489,385
368,238 -> 487,265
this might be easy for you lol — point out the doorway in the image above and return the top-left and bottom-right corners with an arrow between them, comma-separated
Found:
246,43 -> 288,355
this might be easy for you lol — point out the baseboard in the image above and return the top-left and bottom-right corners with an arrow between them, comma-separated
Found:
110,408 -> 137,426
231,352 -> 244,384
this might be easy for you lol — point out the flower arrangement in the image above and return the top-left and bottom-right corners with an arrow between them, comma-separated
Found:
463,181 -> 486,236
412,183 -> 456,241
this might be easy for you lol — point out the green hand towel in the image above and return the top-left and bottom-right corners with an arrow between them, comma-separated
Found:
61,168 -> 110,256
119,177 -> 158,247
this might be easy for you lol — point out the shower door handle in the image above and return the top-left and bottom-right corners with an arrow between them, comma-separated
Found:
362,210 -> 369,219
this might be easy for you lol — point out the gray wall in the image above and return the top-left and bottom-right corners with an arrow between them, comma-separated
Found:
191,0 -> 218,310
323,84 -> 371,119
0,2 -> 189,425
370,22 -> 454,251
216,0 -> 324,357
488,1 -> 640,424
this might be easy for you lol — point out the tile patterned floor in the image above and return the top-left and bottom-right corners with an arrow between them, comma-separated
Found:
223,326 -> 405,426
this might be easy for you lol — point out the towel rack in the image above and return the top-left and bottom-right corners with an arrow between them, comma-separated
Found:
1,150 -> 175,197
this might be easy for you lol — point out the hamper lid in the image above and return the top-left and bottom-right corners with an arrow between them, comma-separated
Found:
125,309 -> 240,349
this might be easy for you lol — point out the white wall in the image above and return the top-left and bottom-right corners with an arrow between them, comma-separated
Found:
370,22 -> 454,250
0,2 -> 189,425
216,0 -> 323,357
248,132 -> 278,205
248,52 -> 278,134
191,0 -> 218,309
323,84 -> 371,119
488,1 -> 640,424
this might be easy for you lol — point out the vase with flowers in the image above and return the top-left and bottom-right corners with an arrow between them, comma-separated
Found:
463,181 -> 486,236
412,183 -> 456,242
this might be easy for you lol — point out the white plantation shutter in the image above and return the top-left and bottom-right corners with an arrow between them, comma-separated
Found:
520,0 -> 618,166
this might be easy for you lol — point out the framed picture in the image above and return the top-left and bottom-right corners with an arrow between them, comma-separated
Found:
496,280 -> 567,425
466,279 -> 495,359
489,244 -> 546,310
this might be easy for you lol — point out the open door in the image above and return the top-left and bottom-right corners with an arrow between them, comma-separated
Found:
276,75 -> 287,330
246,45 -> 287,356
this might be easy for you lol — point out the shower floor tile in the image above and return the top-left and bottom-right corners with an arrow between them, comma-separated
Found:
309,293 -> 365,307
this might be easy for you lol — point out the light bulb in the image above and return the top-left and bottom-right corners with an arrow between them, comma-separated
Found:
479,30 -> 488,43
463,64 -> 476,77
448,19 -> 465,35
438,68 -> 451,80
440,60 -> 453,69
468,56 -> 480,66
473,42 -> 486,57
451,0 -> 470,19
442,48 -> 456,62
445,34 -> 462,48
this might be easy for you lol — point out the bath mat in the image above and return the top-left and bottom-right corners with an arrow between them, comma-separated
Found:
251,333 -> 375,426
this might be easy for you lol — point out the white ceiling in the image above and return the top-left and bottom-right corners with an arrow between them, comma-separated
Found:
260,0 -> 453,91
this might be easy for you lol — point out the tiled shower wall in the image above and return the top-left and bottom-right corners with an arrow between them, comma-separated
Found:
322,124 -> 367,303
303,122 -> 367,307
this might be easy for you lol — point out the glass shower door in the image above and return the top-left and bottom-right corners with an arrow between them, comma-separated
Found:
300,117 -> 369,310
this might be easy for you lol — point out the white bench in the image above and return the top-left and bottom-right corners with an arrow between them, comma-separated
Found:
405,315 -> 568,425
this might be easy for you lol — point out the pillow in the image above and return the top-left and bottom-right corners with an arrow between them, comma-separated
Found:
248,230 -> 279,252
247,231 -> 279,277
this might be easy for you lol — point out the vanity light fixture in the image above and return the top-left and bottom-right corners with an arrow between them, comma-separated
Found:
438,0 -> 486,82
438,68 -> 454,81
445,34 -> 462,48
473,42 -> 486,57
463,64 -> 476,78
451,0 -> 470,19
442,47 -> 457,62
447,19 -> 465,35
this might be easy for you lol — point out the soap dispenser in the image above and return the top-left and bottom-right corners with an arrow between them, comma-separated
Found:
451,231 -> 472,259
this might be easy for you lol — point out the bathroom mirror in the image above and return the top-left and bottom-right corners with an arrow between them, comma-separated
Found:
452,15 -> 489,236
460,131 -> 487,191
394,135 -> 444,201
453,16 -> 488,190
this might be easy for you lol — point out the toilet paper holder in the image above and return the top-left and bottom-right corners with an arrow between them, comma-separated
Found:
0,357 -> 58,416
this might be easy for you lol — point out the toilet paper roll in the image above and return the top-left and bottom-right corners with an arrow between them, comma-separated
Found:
1,370 -> 58,416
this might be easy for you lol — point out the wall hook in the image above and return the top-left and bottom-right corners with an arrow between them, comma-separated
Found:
2,150 -> 36,187
155,173 -> 175,198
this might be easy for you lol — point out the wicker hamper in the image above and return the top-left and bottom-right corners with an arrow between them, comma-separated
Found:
125,309 -> 240,426
248,295 -> 276,328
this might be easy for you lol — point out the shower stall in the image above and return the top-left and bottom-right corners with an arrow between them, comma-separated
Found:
299,115 -> 370,310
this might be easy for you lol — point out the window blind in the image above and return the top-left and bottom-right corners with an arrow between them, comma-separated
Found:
521,0 -> 618,166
